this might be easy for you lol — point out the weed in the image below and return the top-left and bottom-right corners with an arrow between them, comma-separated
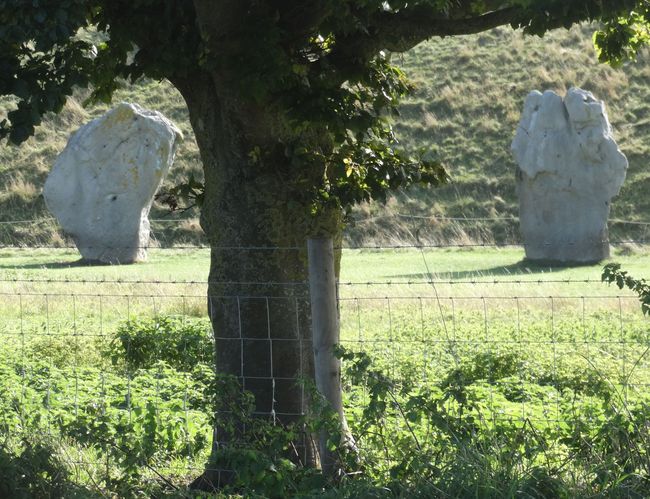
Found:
108,316 -> 213,371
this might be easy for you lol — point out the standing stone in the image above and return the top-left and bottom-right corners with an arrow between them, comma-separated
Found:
511,88 -> 627,263
44,103 -> 182,263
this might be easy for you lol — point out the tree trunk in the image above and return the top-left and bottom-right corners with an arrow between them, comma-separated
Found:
173,72 -> 342,488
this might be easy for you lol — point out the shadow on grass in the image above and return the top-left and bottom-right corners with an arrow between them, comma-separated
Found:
391,258 -> 602,280
0,259 -> 117,270
0,440 -> 98,498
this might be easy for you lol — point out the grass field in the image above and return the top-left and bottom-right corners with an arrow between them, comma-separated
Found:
3,244 -> 650,281
1,247 -> 650,496
2,244 -> 649,296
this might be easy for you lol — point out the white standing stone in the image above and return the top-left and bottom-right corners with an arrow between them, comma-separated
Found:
511,88 -> 627,263
44,103 -> 182,263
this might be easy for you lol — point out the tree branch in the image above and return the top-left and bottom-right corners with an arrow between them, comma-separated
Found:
275,0 -> 334,38
384,7 -> 521,50
334,6 -> 521,63
331,0 -> 642,64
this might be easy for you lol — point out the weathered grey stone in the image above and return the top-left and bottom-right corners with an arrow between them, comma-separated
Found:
511,88 -> 627,263
44,103 -> 182,263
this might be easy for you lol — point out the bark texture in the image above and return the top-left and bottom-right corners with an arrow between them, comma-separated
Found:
174,69 -> 341,487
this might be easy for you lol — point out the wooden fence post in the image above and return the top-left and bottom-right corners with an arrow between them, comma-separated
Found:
307,237 -> 346,476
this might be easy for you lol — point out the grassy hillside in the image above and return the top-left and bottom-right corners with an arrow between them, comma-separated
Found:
1,25 -> 649,247
351,25 -> 650,246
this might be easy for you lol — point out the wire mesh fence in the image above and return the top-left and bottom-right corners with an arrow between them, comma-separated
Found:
1,240 -> 649,492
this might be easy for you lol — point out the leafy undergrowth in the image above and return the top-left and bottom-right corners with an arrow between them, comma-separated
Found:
2,265 -> 650,498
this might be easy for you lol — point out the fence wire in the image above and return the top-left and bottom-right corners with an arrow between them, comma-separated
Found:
1,243 -> 649,493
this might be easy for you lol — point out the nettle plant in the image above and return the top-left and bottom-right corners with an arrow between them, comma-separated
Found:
108,316 -> 214,372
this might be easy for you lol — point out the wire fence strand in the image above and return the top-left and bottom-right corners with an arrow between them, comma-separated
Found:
1,240 -> 649,490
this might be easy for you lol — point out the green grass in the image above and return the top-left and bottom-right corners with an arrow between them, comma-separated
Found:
0,248 -> 649,495
1,25 -> 649,247
7,243 -> 647,307
0,247 -> 210,281
343,246 -> 650,282
1,244 -> 648,280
